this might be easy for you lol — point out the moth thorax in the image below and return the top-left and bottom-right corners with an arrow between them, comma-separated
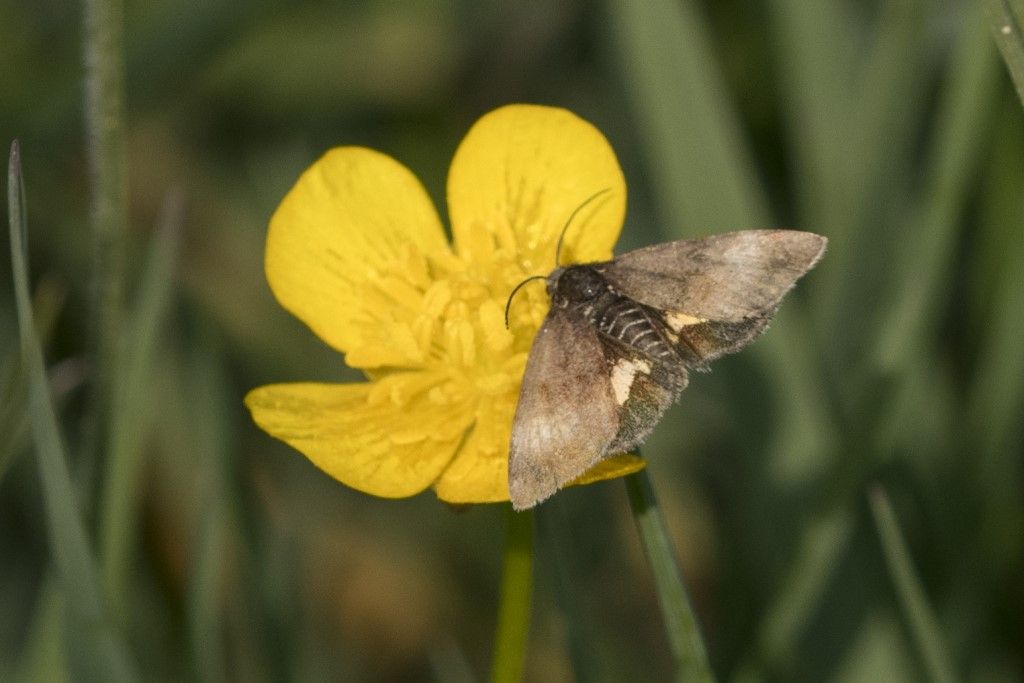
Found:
550,265 -> 607,308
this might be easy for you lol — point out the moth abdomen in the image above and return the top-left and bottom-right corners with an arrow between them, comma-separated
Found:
585,294 -> 676,363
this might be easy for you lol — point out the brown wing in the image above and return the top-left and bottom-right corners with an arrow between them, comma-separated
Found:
600,230 -> 826,321
509,310 -> 620,510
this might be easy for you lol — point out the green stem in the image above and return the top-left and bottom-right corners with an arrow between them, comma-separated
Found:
83,0 -> 128,467
625,470 -> 714,682
491,506 -> 534,683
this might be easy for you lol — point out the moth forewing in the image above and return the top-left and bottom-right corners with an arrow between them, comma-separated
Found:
602,230 -> 827,321
508,311 -> 620,510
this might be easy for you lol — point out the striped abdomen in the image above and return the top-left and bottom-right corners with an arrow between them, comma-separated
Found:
586,294 -> 677,363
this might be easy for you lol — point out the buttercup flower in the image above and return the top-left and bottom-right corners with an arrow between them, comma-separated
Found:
245,105 -> 644,504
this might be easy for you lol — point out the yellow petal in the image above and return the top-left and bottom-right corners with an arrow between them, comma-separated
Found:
447,105 -> 626,273
433,421 -> 509,504
570,454 -> 647,486
266,147 -> 450,356
245,379 -> 472,498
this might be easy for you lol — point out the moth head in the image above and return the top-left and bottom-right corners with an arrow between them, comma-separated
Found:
549,265 -> 607,308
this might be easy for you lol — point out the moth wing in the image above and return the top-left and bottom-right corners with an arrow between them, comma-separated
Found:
601,230 -> 826,321
509,310 -> 620,510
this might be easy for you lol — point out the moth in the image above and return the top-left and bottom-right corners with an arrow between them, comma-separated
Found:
508,229 -> 826,510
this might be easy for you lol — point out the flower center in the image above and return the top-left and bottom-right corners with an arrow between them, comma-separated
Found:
347,223 -> 555,411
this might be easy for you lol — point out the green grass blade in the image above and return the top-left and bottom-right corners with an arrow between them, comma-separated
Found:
187,456 -> 229,683
8,141 -> 133,680
963,104 -> 1024,574
986,0 -> 1024,106
99,190 -> 182,619
800,1 -> 931,350
875,7 -> 1000,370
833,611 -> 917,682
0,357 -> 28,480
967,108 -> 1024,458
625,471 -> 714,682
607,0 -> 768,233
745,508 -> 854,677
0,279 -> 65,483
16,577 -> 68,682
185,338 -> 231,683
869,487 -> 958,683
767,0 -> 857,233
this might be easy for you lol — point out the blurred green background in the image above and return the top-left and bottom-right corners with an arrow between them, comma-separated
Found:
3,0 -> 1023,680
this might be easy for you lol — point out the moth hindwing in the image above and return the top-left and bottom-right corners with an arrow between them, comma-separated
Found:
508,229 -> 827,510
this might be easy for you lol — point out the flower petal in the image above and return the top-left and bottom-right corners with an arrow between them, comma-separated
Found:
433,395 -> 513,503
447,104 -> 626,274
433,422 -> 508,504
569,454 -> 646,486
245,378 -> 473,498
266,147 -> 450,358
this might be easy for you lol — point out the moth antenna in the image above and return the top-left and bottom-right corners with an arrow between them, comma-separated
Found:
554,188 -> 612,267
504,275 -> 547,329
505,188 -> 612,329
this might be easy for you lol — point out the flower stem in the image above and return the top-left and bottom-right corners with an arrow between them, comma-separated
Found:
491,506 -> 534,683
83,0 -> 128,472
625,469 -> 714,682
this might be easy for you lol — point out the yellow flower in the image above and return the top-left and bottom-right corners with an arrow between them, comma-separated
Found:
245,105 -> 645,504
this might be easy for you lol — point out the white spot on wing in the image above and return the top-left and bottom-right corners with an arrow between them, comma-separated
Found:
665,311 -> 707,332
610,358 -> 652,405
